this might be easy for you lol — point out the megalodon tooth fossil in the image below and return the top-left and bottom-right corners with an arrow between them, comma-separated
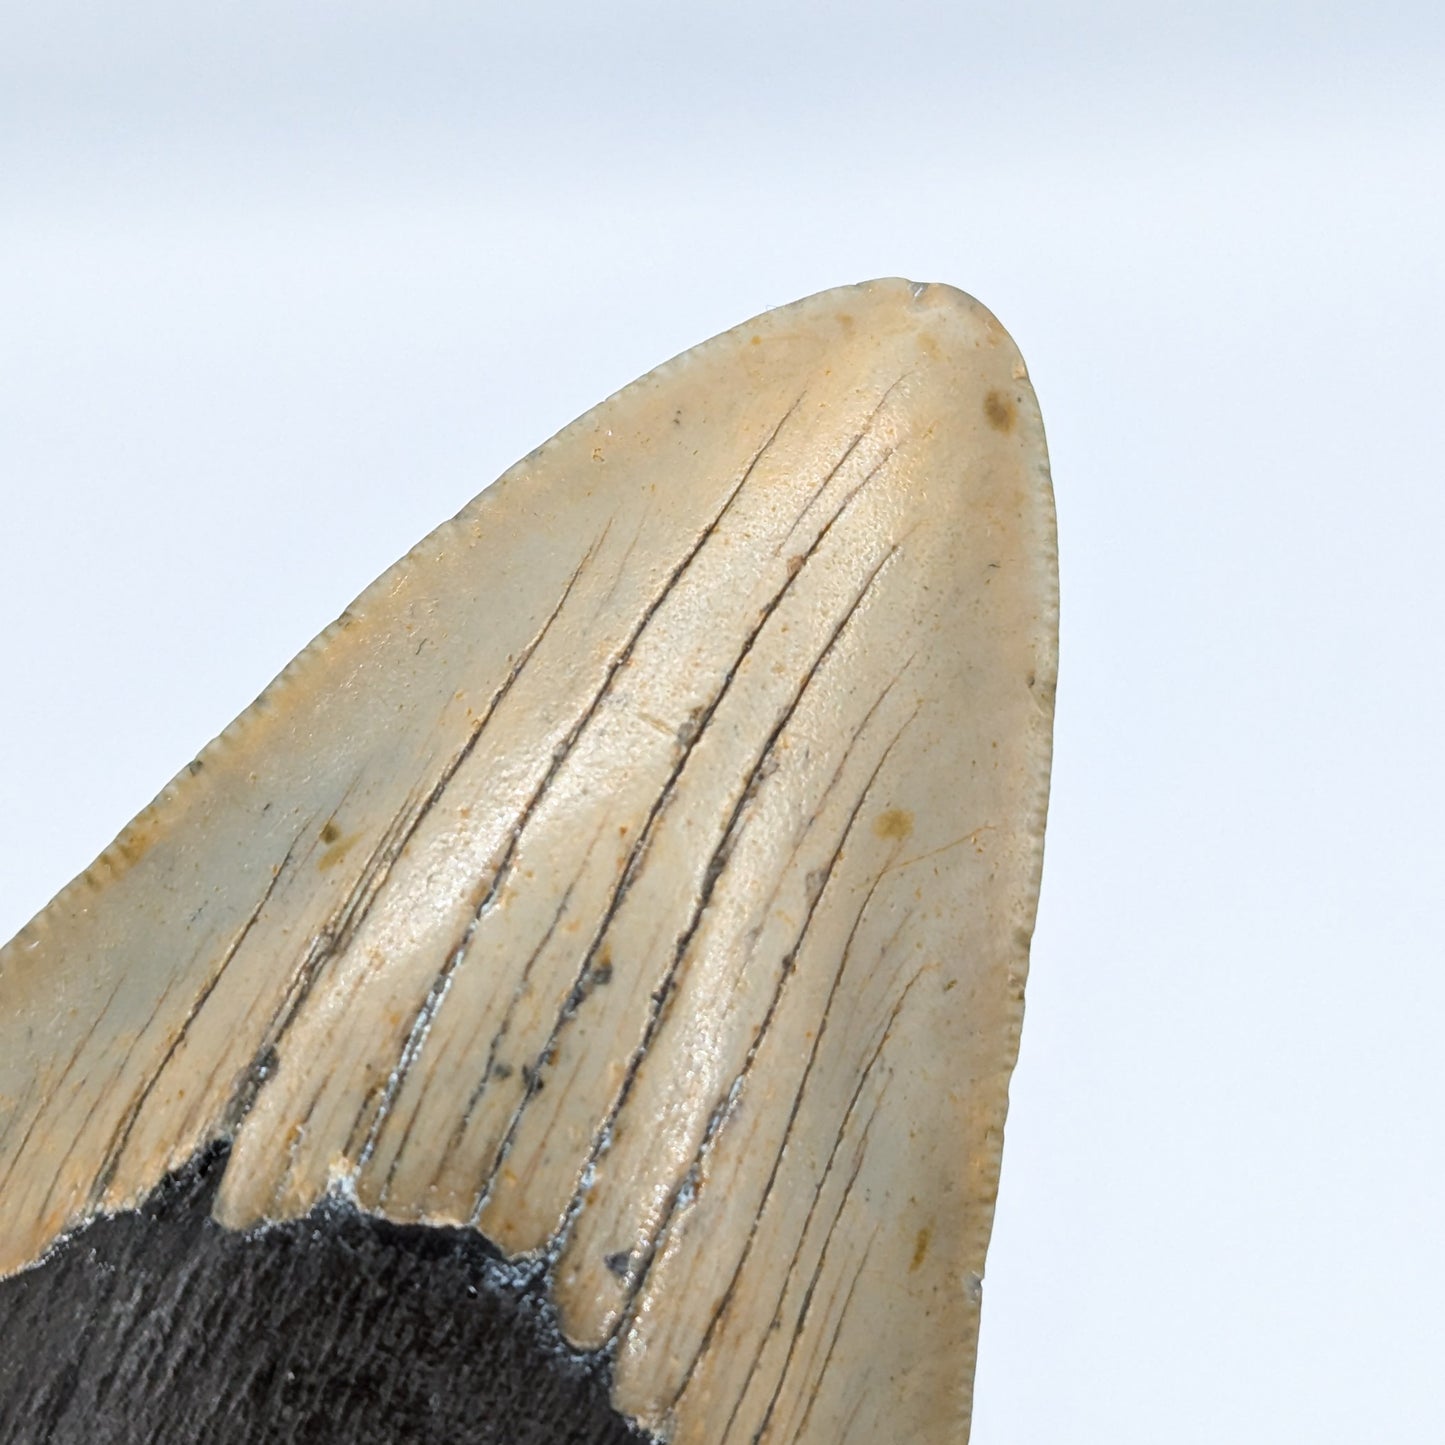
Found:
0,278 -> 1056,1443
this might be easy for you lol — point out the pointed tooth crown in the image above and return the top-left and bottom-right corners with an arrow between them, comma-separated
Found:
0,279 -> 1055,1443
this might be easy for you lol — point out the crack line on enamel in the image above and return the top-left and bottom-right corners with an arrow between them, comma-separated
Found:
85,830 -> 306,1210
35,808 -> 322,1227
790,1224 -> 880,1444
341,537 -> 603,1176
745,1095 -> 886,1445
372,397 -> 803,1220
610,688 -> 917,1339
509,535 -> 903,1276
379,817 -> 611,1208
775,375 -> 908,559
259,520 -> 599,1172
0,968 -> 131,1205
480,459 -> 898,1214
681,955 -> 924,1432
732,970 -> 923,1444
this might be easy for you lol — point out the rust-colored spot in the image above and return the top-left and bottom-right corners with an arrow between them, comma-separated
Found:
318,829 -> 362,872
910,1224 -> 932,1272
983,389 -> 1017,433
594,946 -> 614,986
874,807 -> 914,841
750,334 -> 762,345
113,821 -> 157,868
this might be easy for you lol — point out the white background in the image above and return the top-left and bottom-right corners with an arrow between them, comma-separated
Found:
2,4 -> 1442,1440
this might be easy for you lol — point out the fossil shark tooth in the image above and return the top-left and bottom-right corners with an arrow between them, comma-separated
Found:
0,278 -> 1056,1443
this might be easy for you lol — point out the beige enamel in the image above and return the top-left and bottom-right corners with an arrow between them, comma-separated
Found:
0,279 -> 1056,1443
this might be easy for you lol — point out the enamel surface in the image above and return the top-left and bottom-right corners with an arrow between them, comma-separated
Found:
0,279 -> 1056,1442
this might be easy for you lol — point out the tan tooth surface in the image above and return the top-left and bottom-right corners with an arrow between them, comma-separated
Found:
0,277 -> 1056,1443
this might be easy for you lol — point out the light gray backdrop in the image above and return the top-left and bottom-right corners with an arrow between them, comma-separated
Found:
2,3 -> 1441,1440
